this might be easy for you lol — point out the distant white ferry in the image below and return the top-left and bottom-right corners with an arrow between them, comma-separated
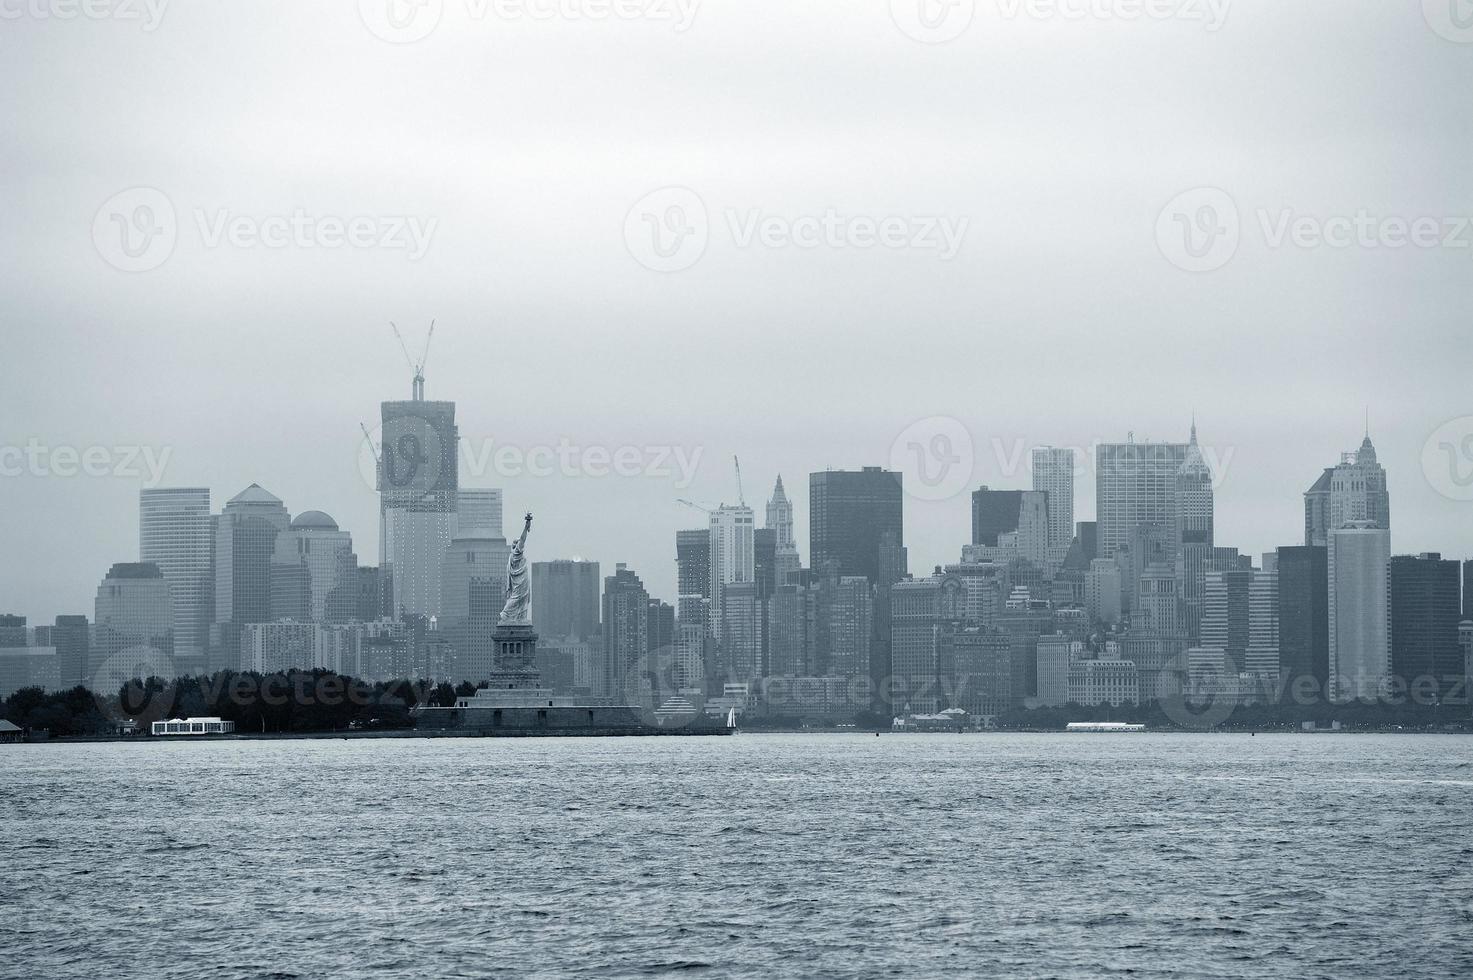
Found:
1066,722 -> 1146,733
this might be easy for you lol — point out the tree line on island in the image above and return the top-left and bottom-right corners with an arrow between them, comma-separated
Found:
2,670 -> 1468,737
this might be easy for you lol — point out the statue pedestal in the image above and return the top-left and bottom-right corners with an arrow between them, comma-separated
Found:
489,620 -> 541,689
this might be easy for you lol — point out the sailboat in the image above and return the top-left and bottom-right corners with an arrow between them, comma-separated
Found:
726,707 -> 739,732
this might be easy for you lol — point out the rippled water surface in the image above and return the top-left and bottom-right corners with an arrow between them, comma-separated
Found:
3,733 -> 1472,978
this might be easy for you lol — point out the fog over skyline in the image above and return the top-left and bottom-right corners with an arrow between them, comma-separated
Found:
4,0 -> 1472,621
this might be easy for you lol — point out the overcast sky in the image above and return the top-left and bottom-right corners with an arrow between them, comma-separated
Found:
3,0 -> 1472,621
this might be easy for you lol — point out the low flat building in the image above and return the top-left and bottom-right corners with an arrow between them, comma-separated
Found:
152,717 -> 236,736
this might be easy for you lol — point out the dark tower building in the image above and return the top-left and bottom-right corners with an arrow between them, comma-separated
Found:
530,560 -> 601,641
971,488 -> 1024,546
1278,545 -> 1329,693
602,565 -> 650,701
52,615 -> 91,689
753,528 -> 777,599
1389,554 -> 1463,698
809,467 -> 904,585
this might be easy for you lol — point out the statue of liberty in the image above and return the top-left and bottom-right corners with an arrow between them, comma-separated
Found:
499,512 -> 533,624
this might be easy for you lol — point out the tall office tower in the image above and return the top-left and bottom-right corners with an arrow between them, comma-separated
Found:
647,600 -> 675,655
213,484 -> 290,666
440,534 -> 511,622
1085,559 -> 1122,625
0,615 -> 27,647
455,488 -> 503,539
719,581 -> 765,681
1328,522 -> 1391,700
1303,469 -> 1334,546
970,488 -> 1050,566
1199,565 -> 1279,684
754,528 -> 778,598
1076,521 -> 1098,563
1465,559 -> 1473,621
996,590 -> 1054,704
889,577 -> 943,714
951,629 -> 1018,716
1389,553 -> 1463,699
51,615 -> 90,689
1461,621 -> 1473,697
767,584 -> 810,676
1175,424 -> 1215,639
1123,523 -> 1175,614
354,566 -> 389,621
379,383 -> 458,621
827,576 -> 874,679
94,562 -> 175,677
809,467 -> 904,585
708,505 -> 755,641
1136,562 -> 1180,634
766,475 -> 802,587
674,529 -> 711,691
1306,432 -> 1391,546
1095,435 -> 1190,561
530,560 -> 601,641
139,488 -> 213,670
1031,447 -> 1075,551
1277,545 -> 1329,692
1200,569 -> 1251,664
602,565 -> 650,701
270,511 -> 356,623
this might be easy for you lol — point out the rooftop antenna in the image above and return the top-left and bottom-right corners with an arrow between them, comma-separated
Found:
390,320 -> 436,401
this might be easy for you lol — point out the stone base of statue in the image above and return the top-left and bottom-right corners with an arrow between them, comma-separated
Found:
475,620 -> 545,702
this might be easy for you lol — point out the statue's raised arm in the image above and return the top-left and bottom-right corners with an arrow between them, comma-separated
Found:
499,512 -> 534,624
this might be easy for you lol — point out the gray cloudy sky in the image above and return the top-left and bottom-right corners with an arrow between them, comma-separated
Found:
3,0 -> 1472,620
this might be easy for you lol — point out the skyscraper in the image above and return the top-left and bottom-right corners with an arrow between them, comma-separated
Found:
379,386 -> 458,621
1174,423 -> 1215,641
1277,545 -> 1329,693
531,560 -> 601,641
455,488 -> 503,539
708,505 -> 755,641
602,564 -> 649,701
51,614 -> 90,690
1094,436 -> 1190,561
1328,522 -> 1391,700
674,529 -> 711,692
970,488 -> 1049,566
809,467 -> 904,585
213,484 -> 290,668
1389,554 -> 1463,699
1031,447 -> 1075,551
139,487 -> 212,670
94,562 -> 174,677
1305,432 -> 1391,545
766,475 -> 802,588
270,511 -> 356,622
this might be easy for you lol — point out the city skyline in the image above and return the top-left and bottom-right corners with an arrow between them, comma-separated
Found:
4,392 -> 1470,622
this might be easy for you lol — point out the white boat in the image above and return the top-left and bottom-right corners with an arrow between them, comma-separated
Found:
1066,722 -> 1146,733
726,707 -> 739,730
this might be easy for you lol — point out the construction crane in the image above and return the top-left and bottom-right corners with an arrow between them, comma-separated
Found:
677,498 -> 714,515
732,455 -> 745,507
359,423 -> 380,465
390,319 -> 436,400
